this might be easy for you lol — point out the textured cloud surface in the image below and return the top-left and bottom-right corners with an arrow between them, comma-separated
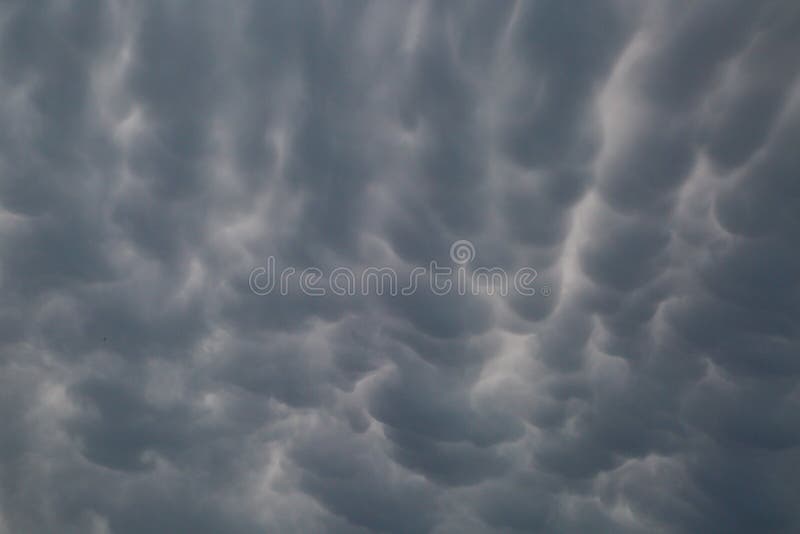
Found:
2,1 -> 800,532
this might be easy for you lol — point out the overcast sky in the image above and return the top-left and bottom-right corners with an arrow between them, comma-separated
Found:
1,1 -> 800,533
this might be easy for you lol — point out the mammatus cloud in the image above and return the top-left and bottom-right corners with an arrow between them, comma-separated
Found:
1,1 -> 799,532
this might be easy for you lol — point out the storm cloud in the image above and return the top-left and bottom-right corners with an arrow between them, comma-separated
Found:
1,1 -> 800,532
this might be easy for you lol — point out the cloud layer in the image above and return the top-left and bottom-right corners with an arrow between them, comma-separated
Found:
1,1 -> 799,532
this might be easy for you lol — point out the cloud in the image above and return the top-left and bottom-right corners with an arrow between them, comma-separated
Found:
1,0 -> 799,532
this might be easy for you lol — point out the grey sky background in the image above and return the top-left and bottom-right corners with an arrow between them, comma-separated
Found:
1,1 -> 800,532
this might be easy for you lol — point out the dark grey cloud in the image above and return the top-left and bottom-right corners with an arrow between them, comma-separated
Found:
1,1 -> 799,532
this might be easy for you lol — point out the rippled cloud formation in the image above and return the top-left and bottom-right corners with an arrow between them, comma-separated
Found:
1,1 -> 799,532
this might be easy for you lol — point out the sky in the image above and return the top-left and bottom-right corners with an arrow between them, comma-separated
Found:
1,1 -> 799,533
